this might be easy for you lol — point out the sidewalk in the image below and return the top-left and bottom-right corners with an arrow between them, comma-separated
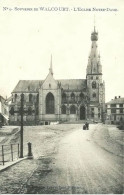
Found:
0,157 -> 27,172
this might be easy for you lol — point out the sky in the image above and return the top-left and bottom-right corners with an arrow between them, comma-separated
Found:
0,0 -> 124,102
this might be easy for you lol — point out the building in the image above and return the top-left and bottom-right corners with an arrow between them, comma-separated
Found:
106,96 -> 124,124
0,95 -> 9,126
9,27 -> 105,125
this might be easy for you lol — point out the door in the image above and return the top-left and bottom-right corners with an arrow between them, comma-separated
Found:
80,106 -> 86,120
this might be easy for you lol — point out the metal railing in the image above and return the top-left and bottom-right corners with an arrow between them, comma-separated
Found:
0,143 -> 19,165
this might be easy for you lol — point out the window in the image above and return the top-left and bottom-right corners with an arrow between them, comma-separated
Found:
36,107 -> 39,115
61,105 -> 66,114
92,81 -> 96,89
46,92 -> 54,114
10,107 -> 14,115
79,93 -> 84,100
96,76 -> 98,80
120,108 -> 123,114
49,84 -> 51,88
29,94 -> 33,103
91,108 -> 94,111
119,104 -> 123,107
15,94 -> 17,102
111,108 -> 116,113
91,76 -> 93,80
93,93 -> 96,98
62,93 -> 66,102
36,94 -> 39,103
71,93 -> 75,100
111,104 -> 116,108
91,112 -> 94,118
28,107 -> 32,115
70,105 -> 76,114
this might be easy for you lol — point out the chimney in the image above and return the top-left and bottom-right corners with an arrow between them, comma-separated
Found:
119,96 -> 121,98
115,96 -> 117,99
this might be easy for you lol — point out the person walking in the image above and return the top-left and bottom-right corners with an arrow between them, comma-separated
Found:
85,121 -> 89,130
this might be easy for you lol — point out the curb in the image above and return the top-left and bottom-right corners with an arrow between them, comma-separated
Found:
0,157 -> 28,172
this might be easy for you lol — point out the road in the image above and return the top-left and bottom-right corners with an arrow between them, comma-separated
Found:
0,124 -> 123,194
26,125 -> 123,194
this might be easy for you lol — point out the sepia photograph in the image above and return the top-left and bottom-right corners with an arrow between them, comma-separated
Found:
0,0 -> 123,194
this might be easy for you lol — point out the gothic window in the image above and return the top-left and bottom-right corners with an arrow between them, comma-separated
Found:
36,94 -> 39,103
62,93 -> 66,102
36,107 -> 39,115
61,105 -> 66,114
10,107 -> 14,115
92,81 -> 96,89
29,94 -> 33,103
98,113 -> 100,118
28,107 -> 32,115
46,92 -> 55,114
71,93 -> 75,101
15,94 -> 17,102
79,93 -> 84,100
93,93 -> 96,98
70,105 -> 76,114
49,84 -> 51,88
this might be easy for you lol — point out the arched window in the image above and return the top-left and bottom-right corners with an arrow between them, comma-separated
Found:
28,107 -> 32,115
36,107 -> 39,115
10,107 -> 14,115
29,94 -> 33,102
92,81 -> 96,89
93,93 -> 96,98
71,93 -> 75,102
46,92 -> 55,114
36,94 -> 39,103
62,93 -> 66,102
61,105 -> 66,114
70,105 -> 76,114
79,93 -> 84,100
15,94 -> 17,102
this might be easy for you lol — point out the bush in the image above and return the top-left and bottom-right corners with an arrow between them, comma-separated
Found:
117,120 -> 124,130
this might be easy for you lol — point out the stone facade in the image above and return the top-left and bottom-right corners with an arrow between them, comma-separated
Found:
9,27 -> 105,125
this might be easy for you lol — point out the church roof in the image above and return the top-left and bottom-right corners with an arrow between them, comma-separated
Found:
58,79 -> 86,90
12,79 -> 87,93
13,80 -> 43,93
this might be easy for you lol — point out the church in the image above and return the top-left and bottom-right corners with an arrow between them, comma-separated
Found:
9,27 -> 105,125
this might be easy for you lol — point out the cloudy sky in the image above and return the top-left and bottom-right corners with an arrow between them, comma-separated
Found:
0,0 -> 124,102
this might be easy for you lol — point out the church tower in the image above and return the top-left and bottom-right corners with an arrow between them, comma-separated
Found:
86,27 -> 105,121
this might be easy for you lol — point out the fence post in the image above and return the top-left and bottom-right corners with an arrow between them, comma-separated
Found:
27,142 -> 33,159
11,144 -> 13,161
18,144 -> 19,159
2,145 -> 4,165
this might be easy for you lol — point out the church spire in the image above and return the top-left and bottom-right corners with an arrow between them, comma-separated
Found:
86,26 -> 102,75
49,54 -> 53,75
